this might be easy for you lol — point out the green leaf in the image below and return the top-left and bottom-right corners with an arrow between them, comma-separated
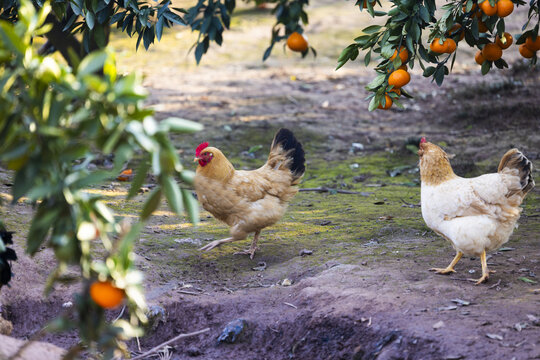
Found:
141,187 -> 162,220
86,11 -> 96,29
365,74 -> 386,90
179,170 -> 195,185
362,25 -> 382,34
162,175 -> 183,215
77,50 -> 107,77
423,66 -> 436,77
182,189 -> 199,224
364,50 -> 371,66
481,60 -> 491,75
518,277 -> 538,284
128,159 -> 151,199
0,22 -> 26,55
159,117 -> 203,133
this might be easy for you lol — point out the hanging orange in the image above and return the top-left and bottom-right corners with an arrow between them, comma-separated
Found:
495,32 -> 513,49
482,43 -> 503,61
378,94 -> 393,110
90,281 -> 125,309
287,32 -> 308,52
479,0 -> 498,16
475,50 -> 486,65
430,38 -> 448,53
390,46 -> 409,64
525,35 -> 540,51
519,44 -> 535,58
496,0 -> 514,17
445,38 -> 457,53
388,69 -> 411,88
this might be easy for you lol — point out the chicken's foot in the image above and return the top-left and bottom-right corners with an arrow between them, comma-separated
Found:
233,231 -> 260,260
199,237 -> 237,252
430,251 -> 463,274
468,250 -> 495,285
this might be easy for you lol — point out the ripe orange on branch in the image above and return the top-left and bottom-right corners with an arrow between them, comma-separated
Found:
287,32 -> 308,52
90,281 -> 125,309
495,33 -> 513,49
475,51 -> 486,65
378,94 -> 393,110
496,0 -> 514,17
479,0 -> 498,16
482,43 -> 503,61
390,46 -> 409,64
430,38 -> 456,54
388,69 -> 410,88
519,44 -> 535,58
525,36 -> 540,51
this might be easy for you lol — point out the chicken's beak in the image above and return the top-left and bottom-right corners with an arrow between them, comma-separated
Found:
194,157 -> 200,162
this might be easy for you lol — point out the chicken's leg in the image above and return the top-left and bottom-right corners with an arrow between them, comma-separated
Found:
234,231 -> 260,260
430,251 -> 463,274
199,237 -> 238,252
468,250 -> 495,285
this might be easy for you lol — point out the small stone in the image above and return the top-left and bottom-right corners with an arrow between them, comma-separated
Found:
62,301 -> 73,308
299,249 -> 313,256
218,319 -> 247,344
186,346 -> 203,357
433,320 -> 445,330
281,278 -> 292,286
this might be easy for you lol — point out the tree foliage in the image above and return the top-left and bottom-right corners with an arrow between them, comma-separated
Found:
338,0 -> 539,110
0,1 -> 200,357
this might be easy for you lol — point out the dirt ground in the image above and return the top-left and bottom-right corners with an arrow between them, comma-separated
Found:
1,1 -> 540,359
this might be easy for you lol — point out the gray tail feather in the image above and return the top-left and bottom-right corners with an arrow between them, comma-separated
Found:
498,148 -> 535,195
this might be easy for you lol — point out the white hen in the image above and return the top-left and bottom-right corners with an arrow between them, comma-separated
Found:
418,138 -> 534,284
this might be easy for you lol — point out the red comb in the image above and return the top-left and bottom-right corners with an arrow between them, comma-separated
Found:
420,137 -> 426,144
196,142 -> 209,157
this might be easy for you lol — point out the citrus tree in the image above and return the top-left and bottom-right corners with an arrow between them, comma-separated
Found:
0,1 -> 200,357
336,0 -> 540,110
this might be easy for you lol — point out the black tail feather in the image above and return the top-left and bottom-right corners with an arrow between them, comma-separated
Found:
0,230 -> 16,288
271,128 -> 306,179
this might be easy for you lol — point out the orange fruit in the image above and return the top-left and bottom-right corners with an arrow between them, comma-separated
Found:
496,0 -> 514,17
519,44 -> 535,58
287,32 -> 308,52
387,64 -> 407,73
430,38 -> 455,54
525,35 -> 540,51
477,20 -> 488,33
388,69 -> 411,88
482,43 -> 503,61
474,50 -> 486,65
479,0 -> 497,16
390,46 -> 409,63
430,38 -> 448,53
117,168 -> 133,181
378,94 -> 393,110
361,0 -> 376,9
495,32 -> 513,49
448,24 -> 465,41
90,281 -> 125,309
445,38 -> 457,53
390,88 -> 401,96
